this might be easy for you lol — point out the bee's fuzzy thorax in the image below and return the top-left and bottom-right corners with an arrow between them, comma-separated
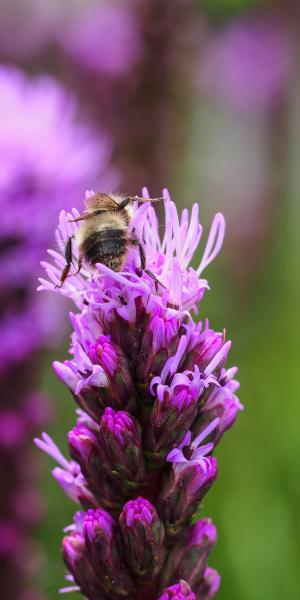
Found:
75,211 -> 128,244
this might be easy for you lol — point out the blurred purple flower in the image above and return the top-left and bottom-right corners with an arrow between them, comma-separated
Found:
0,66 -> 117,365
200,15 -> 293,112
37,189 -> 241,597
59,2 -> 142,77
0,0 -> 58,59
0,66 -> 116,597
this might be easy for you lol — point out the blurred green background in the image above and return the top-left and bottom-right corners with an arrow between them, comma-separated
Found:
2,0 -> 299,598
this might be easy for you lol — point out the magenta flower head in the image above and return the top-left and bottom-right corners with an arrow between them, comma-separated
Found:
37,189 -> 242,597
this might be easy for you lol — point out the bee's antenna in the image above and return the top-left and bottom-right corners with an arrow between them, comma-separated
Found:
132,196 -> 163,203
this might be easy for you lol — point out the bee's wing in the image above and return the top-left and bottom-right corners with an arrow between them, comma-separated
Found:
52,238 -> 65,255
84,193 -> 119,211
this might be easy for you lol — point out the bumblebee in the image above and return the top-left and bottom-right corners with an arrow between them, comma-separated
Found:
59,192 -> 162,288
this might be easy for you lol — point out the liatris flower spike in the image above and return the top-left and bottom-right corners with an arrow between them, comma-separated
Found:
37,189 -> 243,598
0,65 -> 116,600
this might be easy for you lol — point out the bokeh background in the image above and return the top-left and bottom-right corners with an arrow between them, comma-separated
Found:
0,0 -> 299,598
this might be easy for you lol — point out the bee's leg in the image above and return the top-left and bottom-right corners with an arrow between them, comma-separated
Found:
56,236 -> 74,288
130,238 -> 166,292
130,238 -> 145,277
134,240 -> 145,267
73,251 -> 83,276
145,268 -> 167,292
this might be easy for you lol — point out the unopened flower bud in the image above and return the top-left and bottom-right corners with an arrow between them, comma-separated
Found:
180,519 -> 218,588
87,335 -> 136,413
87,335 -> 118,379
83,508 -> 135,598
119,497 -> 165,578
161,518 -> 217,588
68,423 -> 105,505
68,423 -> 122,512
157,458 -> 217,540
99,408 -> 146,493
68,423 -> 99,467
62,531 -> 102,600
194,566 -> 221,599
157,580 -> 196,600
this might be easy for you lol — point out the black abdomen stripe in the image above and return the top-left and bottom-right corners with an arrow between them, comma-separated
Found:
82,229 -> 127,265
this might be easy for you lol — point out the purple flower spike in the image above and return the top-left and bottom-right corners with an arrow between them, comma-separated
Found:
119,497 -> 165,579
157,580 -> 196,600
0,64 -> 115,599
39,190 -> 241,597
